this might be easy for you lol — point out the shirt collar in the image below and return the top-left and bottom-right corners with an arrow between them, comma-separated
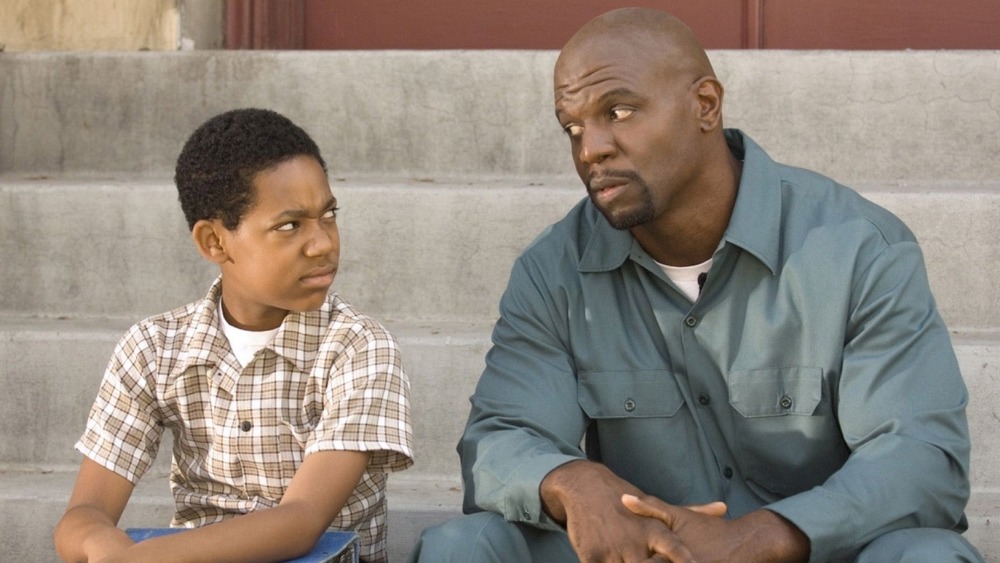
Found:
722,129 -> 781,275
178,276 -> 326,373
177,276 -> 228,373
579,129 -> 781,275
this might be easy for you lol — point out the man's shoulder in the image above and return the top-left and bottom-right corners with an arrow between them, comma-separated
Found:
518,197 -> 597,263
778,164 -> 916,246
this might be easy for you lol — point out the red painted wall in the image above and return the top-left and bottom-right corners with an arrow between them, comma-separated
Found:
301,0 -> 1000,50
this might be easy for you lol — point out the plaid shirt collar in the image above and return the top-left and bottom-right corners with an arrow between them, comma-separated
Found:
177,276 -> 330,376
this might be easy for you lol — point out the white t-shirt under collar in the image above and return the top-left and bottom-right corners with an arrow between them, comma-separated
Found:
218,300 -> 279,367
655,258 -> 713,302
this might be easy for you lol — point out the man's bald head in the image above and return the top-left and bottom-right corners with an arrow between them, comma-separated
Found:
556,8 -> 715,93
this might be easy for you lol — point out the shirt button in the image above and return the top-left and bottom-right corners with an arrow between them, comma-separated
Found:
780,395 -> 793,409
723,466 -> 734,479
684,316 -> 698,327
624,398 -> 636,412
240,420 -> 253,432
698,395 -> 710,406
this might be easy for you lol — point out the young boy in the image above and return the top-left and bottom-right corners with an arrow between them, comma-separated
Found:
53,108 -> 413,563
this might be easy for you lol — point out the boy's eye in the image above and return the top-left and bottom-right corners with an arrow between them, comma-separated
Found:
610,107 -> 635,121
563,124 -> 583,137
322,207 -> 339,220
276,222 -> 298,232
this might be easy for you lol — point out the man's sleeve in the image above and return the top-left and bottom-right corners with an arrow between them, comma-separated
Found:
459,256 -> 588,529
767,240 -> 972,562
76,323 -> 164,484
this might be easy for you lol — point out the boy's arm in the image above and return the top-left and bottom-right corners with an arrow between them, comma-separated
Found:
101,449 -> 371,563
54,458 -> 137,562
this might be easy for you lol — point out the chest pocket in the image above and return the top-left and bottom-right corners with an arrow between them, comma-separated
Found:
578,369 -> 685,418
577,369 -> 694,501
727,366 -> 844,497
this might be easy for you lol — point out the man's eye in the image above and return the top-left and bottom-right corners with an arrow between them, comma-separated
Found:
611,107 -> 635,121
322,207 -> 339,220
563,124 -> 583,137
276,222 -> 297,232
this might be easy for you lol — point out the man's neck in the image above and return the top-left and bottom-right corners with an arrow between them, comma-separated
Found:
634,150 -> 742,266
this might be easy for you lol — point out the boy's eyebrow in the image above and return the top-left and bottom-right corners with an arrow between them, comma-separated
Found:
272,196 -> 338,220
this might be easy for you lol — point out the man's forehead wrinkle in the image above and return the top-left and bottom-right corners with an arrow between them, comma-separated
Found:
555,63 -> 616,96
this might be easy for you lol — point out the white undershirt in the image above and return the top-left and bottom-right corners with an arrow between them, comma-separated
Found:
218,300 -> 279,367
655,258 -> 713,302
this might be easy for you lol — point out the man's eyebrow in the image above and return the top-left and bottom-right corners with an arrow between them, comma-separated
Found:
596,87 -> 643,105
556,87 -> 644,122
272,196 -> 338,220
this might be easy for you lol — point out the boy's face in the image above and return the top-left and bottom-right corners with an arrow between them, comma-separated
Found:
217,155 -> 339,331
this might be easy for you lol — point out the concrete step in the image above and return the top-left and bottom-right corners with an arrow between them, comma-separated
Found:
2,51 -> 998,186
2,178 -> 999,331
0,317 -> 490,477
2,317 -> 998,488
0,468 -> 461,563
1,468 -> 996,562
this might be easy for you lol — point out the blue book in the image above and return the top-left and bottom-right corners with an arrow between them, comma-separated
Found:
126,528 -> 360,563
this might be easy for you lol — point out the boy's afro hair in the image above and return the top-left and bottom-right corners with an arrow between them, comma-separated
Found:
174,108 -> 327,231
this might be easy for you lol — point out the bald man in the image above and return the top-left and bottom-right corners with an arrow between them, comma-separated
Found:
410,8 -> 982,562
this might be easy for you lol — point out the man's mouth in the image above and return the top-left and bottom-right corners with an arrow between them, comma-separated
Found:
589,176 -> 631,203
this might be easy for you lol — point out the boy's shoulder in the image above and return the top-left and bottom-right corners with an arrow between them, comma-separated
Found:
318,292 -> 399,348
113,283 -> 219,368
134,291 -> 212,338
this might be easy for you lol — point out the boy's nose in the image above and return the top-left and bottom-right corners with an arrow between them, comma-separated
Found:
305,224 -> 338,257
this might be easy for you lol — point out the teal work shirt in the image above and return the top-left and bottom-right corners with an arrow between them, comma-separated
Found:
460,130 -> 972,562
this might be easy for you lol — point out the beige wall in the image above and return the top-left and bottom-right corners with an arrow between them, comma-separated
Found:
0,0 -> 223,51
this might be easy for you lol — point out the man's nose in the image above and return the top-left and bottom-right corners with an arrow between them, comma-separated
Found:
578,126 -> 616,164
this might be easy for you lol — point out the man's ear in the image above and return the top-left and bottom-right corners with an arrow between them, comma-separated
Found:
191,219 -> 230,264
693,76 -> 724,132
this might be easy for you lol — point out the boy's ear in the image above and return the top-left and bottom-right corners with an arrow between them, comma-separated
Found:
191,219 -> 230,264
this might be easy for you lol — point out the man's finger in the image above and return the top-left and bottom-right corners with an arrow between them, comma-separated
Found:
622,494 -> 727,520
684,501 -> 727,518
621,493 -> 674,522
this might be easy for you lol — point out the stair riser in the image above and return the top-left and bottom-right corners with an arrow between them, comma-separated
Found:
2,183 -> 998,330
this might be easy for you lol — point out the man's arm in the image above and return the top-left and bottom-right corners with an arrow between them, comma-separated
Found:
81,449 -> 370,563
460,257 -> 589,524
464,256 -> 711,561
764,241 -> 971,561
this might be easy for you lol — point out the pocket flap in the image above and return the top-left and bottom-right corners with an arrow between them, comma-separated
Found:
728,367 -> 822,418
578,370 -> 684,419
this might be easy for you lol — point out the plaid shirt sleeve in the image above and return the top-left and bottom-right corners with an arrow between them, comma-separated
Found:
306,316 -> 414,472
76,321 -> 165,484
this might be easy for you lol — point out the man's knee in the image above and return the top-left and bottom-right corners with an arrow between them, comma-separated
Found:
855,528 -> 984,563
408,512 -> 576,563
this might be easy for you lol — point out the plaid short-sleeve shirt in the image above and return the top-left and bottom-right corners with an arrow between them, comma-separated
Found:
77,277 -> 414,562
